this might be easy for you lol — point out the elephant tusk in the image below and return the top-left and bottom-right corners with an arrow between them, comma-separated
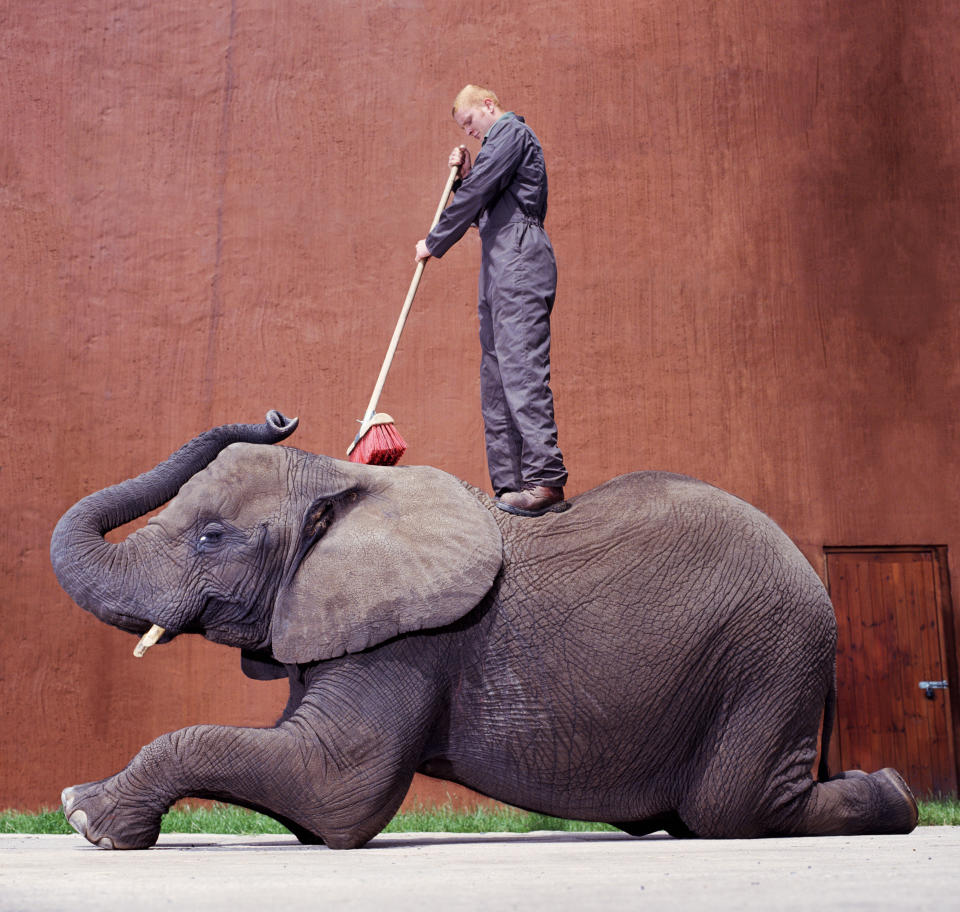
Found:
133,624 -> 165,658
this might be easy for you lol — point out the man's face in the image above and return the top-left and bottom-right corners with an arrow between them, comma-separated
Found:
455,100 -> 500,141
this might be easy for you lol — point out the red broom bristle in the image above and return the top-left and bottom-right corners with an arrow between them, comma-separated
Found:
349,422 -> 407,466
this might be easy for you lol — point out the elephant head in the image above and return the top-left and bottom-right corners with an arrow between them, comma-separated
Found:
50,412 -> 503,670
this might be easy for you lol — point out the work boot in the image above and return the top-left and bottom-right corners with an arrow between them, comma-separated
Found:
496,485 -> 569,517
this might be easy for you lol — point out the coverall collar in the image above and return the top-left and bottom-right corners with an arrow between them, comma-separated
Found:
482,111 -> 519,146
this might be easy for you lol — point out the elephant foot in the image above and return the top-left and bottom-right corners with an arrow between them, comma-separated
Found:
62,778 -> 163,850
872,767 -> 918,833
785,766 -> 918,837
828,767 -> 918,833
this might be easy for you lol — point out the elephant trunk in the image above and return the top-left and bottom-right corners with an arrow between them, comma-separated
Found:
50,410 -> 298,634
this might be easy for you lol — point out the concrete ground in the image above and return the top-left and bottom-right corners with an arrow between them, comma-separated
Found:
2,828 -> 958,911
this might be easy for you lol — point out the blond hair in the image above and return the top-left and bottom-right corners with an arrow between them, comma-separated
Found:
452,84 -> 502,116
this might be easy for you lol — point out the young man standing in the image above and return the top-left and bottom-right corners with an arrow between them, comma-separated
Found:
415,85 -> 568,517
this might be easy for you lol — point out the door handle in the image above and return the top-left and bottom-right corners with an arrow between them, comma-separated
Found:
919,680 -> 949,700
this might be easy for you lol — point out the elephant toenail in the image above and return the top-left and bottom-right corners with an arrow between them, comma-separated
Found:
66,809 -> 87,836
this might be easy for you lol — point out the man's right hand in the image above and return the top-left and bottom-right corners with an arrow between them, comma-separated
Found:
450,144 -> 471,179
415,239 -> 432,262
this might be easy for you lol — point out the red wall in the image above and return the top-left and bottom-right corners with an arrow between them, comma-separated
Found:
2,0 -> 958,811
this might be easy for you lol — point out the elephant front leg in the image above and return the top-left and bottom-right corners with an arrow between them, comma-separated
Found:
62,738 -> 179,849
62,778 -> 163,850
62,722 -> 415,850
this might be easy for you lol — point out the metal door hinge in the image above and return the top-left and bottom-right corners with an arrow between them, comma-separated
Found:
919,680 -> 949,699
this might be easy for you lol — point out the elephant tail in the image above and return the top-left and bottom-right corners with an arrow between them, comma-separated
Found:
818,666 -> 837,781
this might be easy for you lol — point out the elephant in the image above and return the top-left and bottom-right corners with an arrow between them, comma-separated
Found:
51,411 -> 918,849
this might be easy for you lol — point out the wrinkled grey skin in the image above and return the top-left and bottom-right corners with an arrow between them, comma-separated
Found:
51,412 -> 917,849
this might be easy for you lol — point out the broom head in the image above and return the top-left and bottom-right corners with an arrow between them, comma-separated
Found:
348,413 -> 407,466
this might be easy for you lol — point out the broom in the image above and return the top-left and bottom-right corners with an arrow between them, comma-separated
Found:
347,159 -> 462,465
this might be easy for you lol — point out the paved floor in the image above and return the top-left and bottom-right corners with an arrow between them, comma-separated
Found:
2,828 -> 958,911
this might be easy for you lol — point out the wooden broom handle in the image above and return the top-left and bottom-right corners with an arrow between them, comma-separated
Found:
358,163 -> 461,425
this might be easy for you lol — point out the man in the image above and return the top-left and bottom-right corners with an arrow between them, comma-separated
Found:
415,85 -> 568,517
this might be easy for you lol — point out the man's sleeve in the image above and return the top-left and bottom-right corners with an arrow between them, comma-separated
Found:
426,123 -> 525,258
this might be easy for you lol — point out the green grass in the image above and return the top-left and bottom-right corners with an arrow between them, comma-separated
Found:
0,802 -> 615,836
0,808 -> 74,835
382,805 -> 616,834
3,799 -> 958,836
918,797 -> 960,826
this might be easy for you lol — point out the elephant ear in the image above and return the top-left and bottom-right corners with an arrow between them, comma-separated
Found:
271,463 -> 502,663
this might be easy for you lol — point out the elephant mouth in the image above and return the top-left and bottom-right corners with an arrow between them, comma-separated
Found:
201,618 -> 268,650
111,597 -> 264,657
100,612 -> 176,659
102,607 -> 165,639
94,603 -> 179,654
195,597 -> 269,650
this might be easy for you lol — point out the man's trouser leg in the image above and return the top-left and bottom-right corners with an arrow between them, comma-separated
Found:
479,272 -> 524,496
484,225 -> 567,490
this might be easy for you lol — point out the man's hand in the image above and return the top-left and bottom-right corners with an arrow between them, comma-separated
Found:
450,144 -> 471,179
414,145 -> 470,263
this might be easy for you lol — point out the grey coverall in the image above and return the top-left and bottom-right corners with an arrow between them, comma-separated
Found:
426,112 -> 568,496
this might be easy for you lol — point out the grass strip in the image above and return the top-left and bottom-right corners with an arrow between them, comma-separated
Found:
918,797 -> 960,826
3,799 -> 959,836
383,805 -> 616,834
0,808 -> 74,835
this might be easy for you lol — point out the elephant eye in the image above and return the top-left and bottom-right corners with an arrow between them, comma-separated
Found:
198,524 -> 225,548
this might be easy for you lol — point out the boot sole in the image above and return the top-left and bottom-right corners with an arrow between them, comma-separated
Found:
496,500 -> 571,517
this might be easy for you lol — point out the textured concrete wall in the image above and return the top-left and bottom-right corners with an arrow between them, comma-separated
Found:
2,0 -> 958,810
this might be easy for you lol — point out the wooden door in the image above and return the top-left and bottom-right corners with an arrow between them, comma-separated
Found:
825,547 -> 958,796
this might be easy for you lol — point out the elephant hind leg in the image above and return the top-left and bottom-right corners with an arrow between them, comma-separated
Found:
616,811 -> 697,839
780,768 -> 918,836
676,765 -> 917,839
676,706 -> 918,839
